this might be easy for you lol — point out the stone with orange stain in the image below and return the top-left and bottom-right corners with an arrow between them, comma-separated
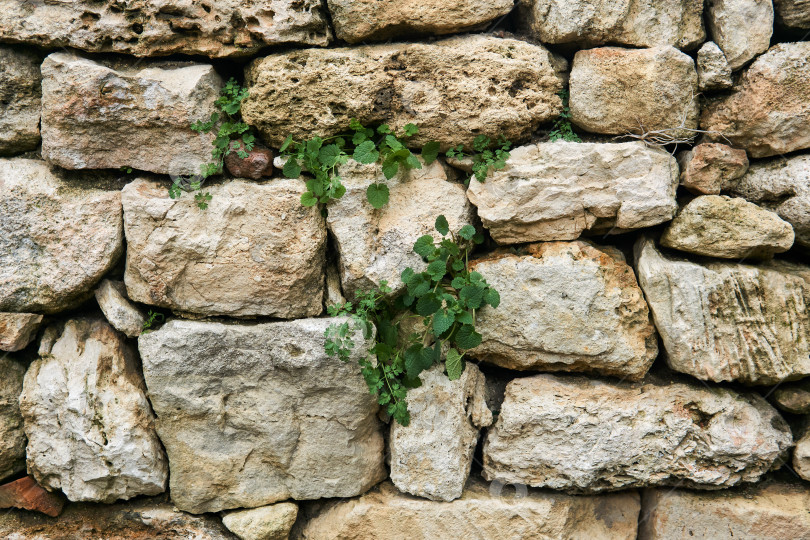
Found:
0,313 -> 42,352
677,142 -> 748,194
0,476 -> 65,517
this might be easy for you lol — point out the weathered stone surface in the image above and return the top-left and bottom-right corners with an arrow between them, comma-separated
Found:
0,476 -> 65,517
95,280 -> 145,338
661,195 -> 795,259
639,482 -> 810,539
707,0 -> 774,70
0,0 -> 330,58
243,35 -> 566,149
123,178 -> 325,319
0,46 -> 40,155
0,496 -> 236,539
0,159 -> 123,313
635,236 -> 810,385
20,319 -> 167,503
466,141 -> 679,244
570,46 -> 699,137
327,160 -> 474,299
389,363 -> 492,502
697,41 -> 734,91
0,312 -> 42,352
516,0 -> 705,49
0,355 -> 25,482
729,155 -> 810,251
468,242 -> 657,380
701,43 -> 810,158
677,142 -> 748,194
328,0 -> 513,43
772,380 -> 810,413
794,432 -> 810,480
775,0 -> 810,28
41,53 -> 221,176
223,502 -> 298,540
297,479 -> 640,540
138,318 -> 386,514
225,143 -> 274,180
483,374 -> 792,492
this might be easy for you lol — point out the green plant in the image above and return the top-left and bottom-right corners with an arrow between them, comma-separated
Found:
120,166 -> 133,174
548,90 -> 581,142
142,310 -> 165,333
324,215 -> 500,426
446,134 -> 512,184
171,78 -> 256,209
280,120 -> 440,209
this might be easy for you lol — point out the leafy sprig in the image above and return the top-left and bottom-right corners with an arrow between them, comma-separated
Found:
324,215 -> 499,426
548,89 -> 582,142
280,120 -> 440,209
446,134 -> 512,184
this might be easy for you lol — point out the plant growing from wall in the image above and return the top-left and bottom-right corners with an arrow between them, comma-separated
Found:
279,120 -> 440,209
324,215 -> 500,426
446,134 -> 512,184
548,90 -> 581,142
170,78 -> 256,209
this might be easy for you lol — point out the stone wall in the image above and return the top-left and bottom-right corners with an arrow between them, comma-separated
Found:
1,1 -> 810,538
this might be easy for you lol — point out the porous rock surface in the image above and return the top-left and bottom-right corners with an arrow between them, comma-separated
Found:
793,432 -> 810,481
0,355 -> 26,483
296,479 -> 640,540
95,280 -> 145,338
20,319 -> 167,503
0,312 -> 42,352
569,46 -> 699,137
466,141 -> 679,244
639,482 -> 810,539
223,502 -> 298,540
771,380 -> 810,414
0,0 -> 330,58
327,0 -> 513,43
0,158 -> 123,313
389,363 -> 492,502
123,178 -> 325,319
41,53 -> 222,176
696,41 -> 734,91
677,142 -> 748,195
729,154 -> 810,251
138,318 -> 386,514
482,374 -> 792,492
516,0 -> 705,49
327,159 -> 474,299
0,45 -> 40,155
242,35 -> 566,149
660,195 -> 795,259
635,236 -> 810,385
706,0 -> 774,70
468,242 -> 657,380
774,0 -> 810,28
701,42 -> 810,158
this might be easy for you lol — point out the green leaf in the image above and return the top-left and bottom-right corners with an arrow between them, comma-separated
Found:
377,124 -> 392,134
427,259 -> 446,281
407,273 -> 431,297
405,153 -> 421,170
413,235 -> 435,258
455,325 -> 482,350
434,215 -> 449,236
300,191 -> 319,207
353,140 -> 379,164
433,310 -> 455,336
421,141 -> 440,164
456,311 -> 473,325
451,276 -> 466,289
445,348 -> 463,380
416,293 -> 441,316
484,288 -> 501,308
319,144 -> 342,167
460,284 -> 484,309
381,157 -> 399,179
366,183 -> 389,209
283,158 -> 302,178
458,224 -> 476,240
403,123 -> 419,137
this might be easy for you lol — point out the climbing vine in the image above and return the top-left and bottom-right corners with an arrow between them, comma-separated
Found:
324,216 -> 500,426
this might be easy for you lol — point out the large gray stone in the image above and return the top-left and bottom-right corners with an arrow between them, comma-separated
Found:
466,141 -> 679,244
516,0 -> 705,49
41,53 -> 222,176
635,236 -> 810,385
327,159 -> 474,300
0,356 -> 26,483
0,158 -> 123,313
729,154 -> 810,251
483,374 -> 792,492
296,479 -> 640,540
20,319 -> 167,503
707,0 -> 774,70
0,0 -> 330,58
138,318 -> 386,514
570,46 -> 699,138
468,242 -> 657,380
701,43 -> 810,158
0,46 -> 40,155
327,0 -> 513,43
242,35 -> 566,149
123,178 -> 326,319
389,363 -> 492,502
